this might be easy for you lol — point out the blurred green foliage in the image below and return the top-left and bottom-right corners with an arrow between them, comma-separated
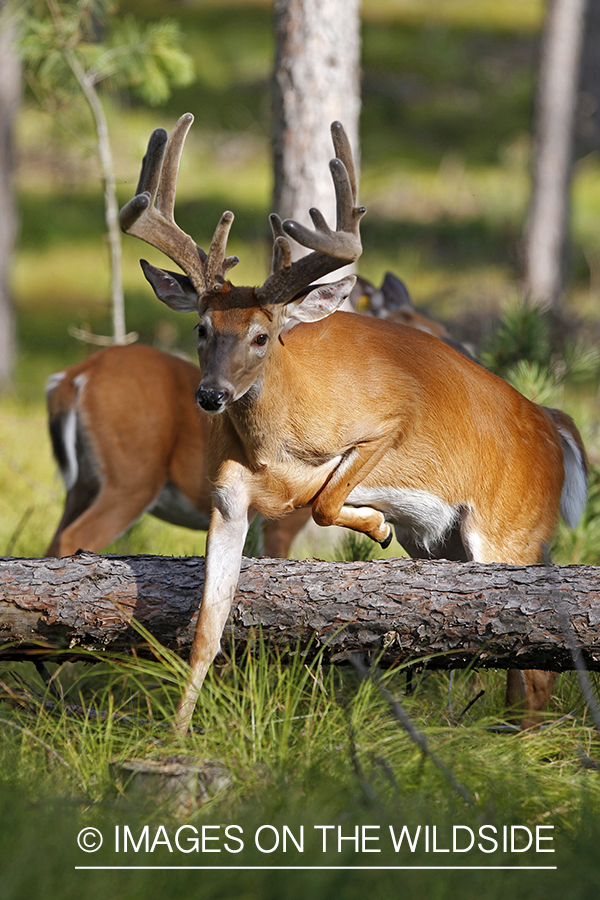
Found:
16,0 -> 194,108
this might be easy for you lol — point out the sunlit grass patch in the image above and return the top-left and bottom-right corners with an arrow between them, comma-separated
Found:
362,0 -> 544,32
0,399 -> 60,558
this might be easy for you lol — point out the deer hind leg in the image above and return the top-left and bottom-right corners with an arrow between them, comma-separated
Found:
46,408 -> 103,555
460,514 -> 559,729
505,670 -> 558,730
311,437 -> 396,547
263,506 -> 312,558
46,478 -> 101,556
47,481 -> 164,557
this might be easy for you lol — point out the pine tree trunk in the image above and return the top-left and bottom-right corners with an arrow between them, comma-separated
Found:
271,0 -> 361,268
1,553 -> 600,672
523,0 -> 587,309
269,0 -> 362,552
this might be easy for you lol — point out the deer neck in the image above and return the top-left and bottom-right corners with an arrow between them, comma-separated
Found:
224,340 -> 298,467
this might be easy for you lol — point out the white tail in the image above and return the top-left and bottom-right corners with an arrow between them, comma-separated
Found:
120,115 -> 587,734
545,407 -> 588,528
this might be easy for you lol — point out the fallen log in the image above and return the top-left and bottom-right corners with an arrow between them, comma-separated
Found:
0,552 -> 599,671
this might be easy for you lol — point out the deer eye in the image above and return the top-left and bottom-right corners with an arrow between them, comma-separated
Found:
195,323 -> 207,339
254,333 -> 269,347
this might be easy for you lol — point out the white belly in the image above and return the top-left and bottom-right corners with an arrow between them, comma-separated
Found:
346,485 -> 460,553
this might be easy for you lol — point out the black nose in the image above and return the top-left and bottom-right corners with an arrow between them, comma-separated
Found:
195,386 -> 230,412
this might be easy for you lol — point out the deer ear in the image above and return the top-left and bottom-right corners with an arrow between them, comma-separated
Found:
140,259 -> 199,313
381,271 -> 413,313
285,275 -> 356,323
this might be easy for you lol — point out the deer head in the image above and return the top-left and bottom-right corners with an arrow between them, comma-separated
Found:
119,114 -> 365,413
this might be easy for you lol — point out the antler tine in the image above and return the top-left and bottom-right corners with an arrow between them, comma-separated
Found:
155,112 -> 194,220
330,120 -> 357,208
135,126 -> 167,201
269,214 -> 293,273
205,211 -> 240,287
119,128 -> 168,233
120,114 -> 239,295
330,157 -> 359,234
258,122 -> 365,304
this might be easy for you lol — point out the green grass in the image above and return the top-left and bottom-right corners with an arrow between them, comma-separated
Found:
1,645 -> 600,898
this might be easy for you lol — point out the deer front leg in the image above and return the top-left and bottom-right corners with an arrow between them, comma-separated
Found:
311,436 -> 395,547
175,479 -> 250,735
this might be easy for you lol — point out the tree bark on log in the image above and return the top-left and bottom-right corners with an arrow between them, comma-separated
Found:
1,553 -> 600,672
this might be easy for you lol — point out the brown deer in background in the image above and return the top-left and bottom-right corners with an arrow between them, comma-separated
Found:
118,114 -> 586,734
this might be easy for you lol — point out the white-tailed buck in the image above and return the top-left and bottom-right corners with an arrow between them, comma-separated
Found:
120,114 -> 587,734
45,343 -> 311,558
45,279 -> 466,559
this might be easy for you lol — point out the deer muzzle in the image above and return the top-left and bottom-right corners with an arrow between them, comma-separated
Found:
195,386 -> 231,413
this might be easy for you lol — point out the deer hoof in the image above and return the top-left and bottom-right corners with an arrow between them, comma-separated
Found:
379,529 -> 392,550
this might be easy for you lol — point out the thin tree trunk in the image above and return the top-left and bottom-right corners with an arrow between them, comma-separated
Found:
523,0 -> 587,309
64,49 -> 129,345
0,11 -> 20,391
1,553 -> 600,672
271,0 -> 361,272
